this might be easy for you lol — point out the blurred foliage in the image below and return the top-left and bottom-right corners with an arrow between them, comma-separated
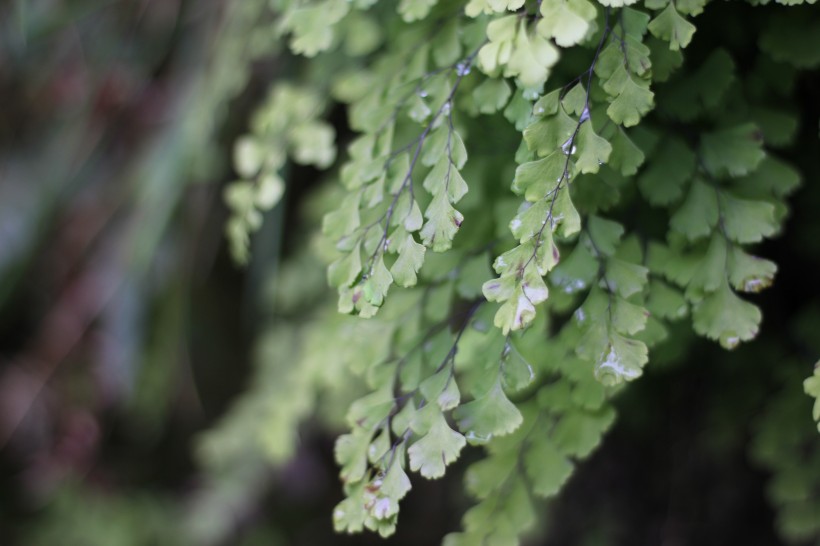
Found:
0,1 -> 818,546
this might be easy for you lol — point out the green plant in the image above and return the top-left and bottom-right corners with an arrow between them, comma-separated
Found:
217,0 -> 820,544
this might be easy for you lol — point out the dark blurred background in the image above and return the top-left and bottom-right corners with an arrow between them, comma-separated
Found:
0,1 -> 818,545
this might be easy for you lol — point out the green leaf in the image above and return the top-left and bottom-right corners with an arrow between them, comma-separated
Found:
647,3 -> 696,50
347,386 -> 395,430
646,280 -> 688,320
587,215 -> 624,257
492,282 -> 540,333
551,242 -> 598,294
734,155 -> 801,199
457,254 -> 494,299
669,179 -> 719,241
233,136 -> 263,178
728,247 -> 777,293
612,297 -> 650,335
692,279 -> 761,349
368,428 -> 391,464
454,379 -> 524,442
501,342 -> 535,391
323,193 -> 361,238
329,245 -> 363,288
465,0 -> 525,16
648,36 -> 684,81
575,123 -> 613,174
553,186 -> 582,237
685,234 -> 727,300
473,78 -> 513,114
598,0 -> 639,6
523,109 -> 577,157
255,174 -> 285,210
370,458 -> 412,519
407,405 -> 466,478
446,477 -> 535,545
524,436 -> 574,497
420,192 -> 464,251
512,151 -> 569,202
608,127 -> 646,176
419,368 -> 461,411
658,49 -> 735,120
605,68 -> 655,127
637,137 -> 695,206
398,0 -> 438,22
464,451 -> 517,499
510,200 -> 549,243
594,333 -> 648,385
282,0 -> 350,57
333,482 -> 368,533
537,0 -> 597,47
552,407 -> 617,457
408,94 -> 432,123
533,89 -> 561,117
432,20 -> 462,66
290,122 -> 337,167
505,91 -> 536,130
621,6 -> 652,36
720,192 -> 778,243
336,429 -> 373,483
506,23 -> 560,90
390,235 -> 426,287
701,124 -> 766,178
803,364 -> 820,430
604,258 -> 649,298
404,199 -> 424,232
561,84 -> 587,116
362,256 -> 393,306
423,156 -> 468,203
758,12 -> 820,70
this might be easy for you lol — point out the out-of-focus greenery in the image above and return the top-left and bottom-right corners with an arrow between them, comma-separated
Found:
1,2 -> 818,546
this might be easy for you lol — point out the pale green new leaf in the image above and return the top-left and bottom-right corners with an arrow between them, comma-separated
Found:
537,0 -> 598,47
506,23 -> 560,90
